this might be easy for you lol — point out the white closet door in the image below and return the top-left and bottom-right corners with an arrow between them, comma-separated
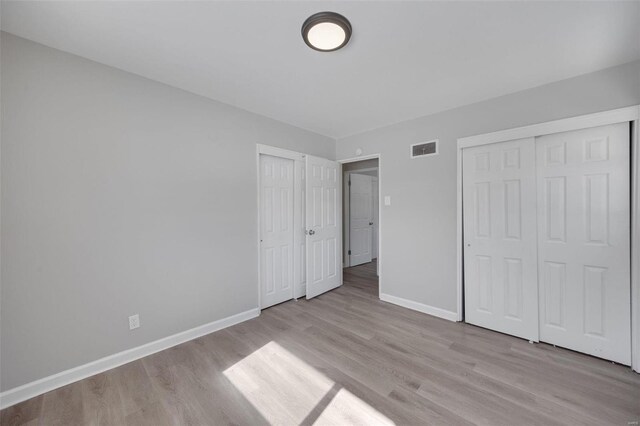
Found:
536,123 -> 630,364
260,155 -> 294,308
349,173 -> 373,266
372,177 -> 379,260
306,156 -> 342,299
463,138 -> 539,341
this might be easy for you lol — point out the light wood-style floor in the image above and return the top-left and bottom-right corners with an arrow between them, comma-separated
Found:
2,260 -> 640,425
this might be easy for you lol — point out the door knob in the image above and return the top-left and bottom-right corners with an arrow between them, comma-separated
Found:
369,222 -> 374,225
308,229 -> 315,235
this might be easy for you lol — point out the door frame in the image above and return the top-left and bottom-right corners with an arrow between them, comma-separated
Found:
456,105 -> 640,372
256,144 -> 306,309
339,154 -> 383,297
343,167 -> 378,268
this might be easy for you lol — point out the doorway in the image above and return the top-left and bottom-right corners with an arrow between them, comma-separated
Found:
257,144 -> 342,310
342,157 -> 381,295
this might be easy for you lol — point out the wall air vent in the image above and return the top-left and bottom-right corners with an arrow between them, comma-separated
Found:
410,139 -> 439,159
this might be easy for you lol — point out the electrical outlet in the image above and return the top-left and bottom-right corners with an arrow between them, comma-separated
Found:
128,314 -> 140,330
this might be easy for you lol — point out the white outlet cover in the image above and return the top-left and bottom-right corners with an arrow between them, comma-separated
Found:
384,196 -> 391,206
128,314 -> 140,330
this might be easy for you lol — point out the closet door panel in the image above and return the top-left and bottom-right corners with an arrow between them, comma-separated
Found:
536,123 -> 631,364
463,138 -> 539,341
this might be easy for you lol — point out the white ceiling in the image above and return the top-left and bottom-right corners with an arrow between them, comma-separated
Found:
2,1 -> 639,139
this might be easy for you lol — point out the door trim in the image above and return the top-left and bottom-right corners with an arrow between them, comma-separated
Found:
458,106 -> 640,148
632,118 -> 640,372
456,105 -> 640,372
338,155 -> 383,297
256,144 -> 306,308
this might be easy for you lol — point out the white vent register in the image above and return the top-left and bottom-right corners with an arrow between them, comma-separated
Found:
410,139 -> 439,158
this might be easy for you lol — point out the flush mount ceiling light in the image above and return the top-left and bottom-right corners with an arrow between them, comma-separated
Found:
302,12 -> 352,52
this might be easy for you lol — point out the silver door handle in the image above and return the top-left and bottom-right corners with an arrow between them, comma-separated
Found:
308,229 -> 315,235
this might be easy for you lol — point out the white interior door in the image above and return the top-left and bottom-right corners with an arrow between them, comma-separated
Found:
536,123 -> 630,364
306,155 -> 342,299
463,138 -> 539,341
372,177 -> 379,260
349,173 -> 373,266
260,154 -> 294,308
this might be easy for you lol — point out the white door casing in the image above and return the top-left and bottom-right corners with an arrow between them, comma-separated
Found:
306,155 -> 342,299
372,177 -> 379,260
349,173 -> 373,266
260,154 -> 295,308
293,160 -> 306,299
463,138 -> 539,341
536,123 -> 631,364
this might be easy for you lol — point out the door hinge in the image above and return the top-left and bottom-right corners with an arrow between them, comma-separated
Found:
348,250 -> 351,255
348,180 -> 351,186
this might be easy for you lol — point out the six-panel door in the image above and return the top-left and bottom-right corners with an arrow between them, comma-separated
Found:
349,173 -> 373,266
463,138 -> 540,341
306,155 -> 342,299
536,123 -> 630,364
260,154 -> 295,308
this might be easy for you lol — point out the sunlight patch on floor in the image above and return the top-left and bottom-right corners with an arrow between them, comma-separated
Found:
223,341 -> 394,425
312,387 -> 394,426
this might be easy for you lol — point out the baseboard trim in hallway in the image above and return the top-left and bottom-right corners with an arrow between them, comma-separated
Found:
380,293 -> 458,322
0,307 -> 260,410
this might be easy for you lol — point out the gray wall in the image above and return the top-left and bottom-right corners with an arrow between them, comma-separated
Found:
337,60 -> 640,314
0,33 -> 334,391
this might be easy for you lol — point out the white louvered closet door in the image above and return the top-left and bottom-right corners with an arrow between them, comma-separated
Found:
536,123 -> 630,364
463,138 -> 540,342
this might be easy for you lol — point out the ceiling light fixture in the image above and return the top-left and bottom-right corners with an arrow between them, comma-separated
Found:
301,12 -> 352,52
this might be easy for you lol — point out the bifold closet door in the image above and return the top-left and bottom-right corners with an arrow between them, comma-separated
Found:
260,154 -> 294,308
536,123 -> 630,364
463,138 -> 539,341
306,155 -> 342,299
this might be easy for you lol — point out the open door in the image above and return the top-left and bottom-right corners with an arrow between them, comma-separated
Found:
349,173 -> 373,266
306,155 -> 342,299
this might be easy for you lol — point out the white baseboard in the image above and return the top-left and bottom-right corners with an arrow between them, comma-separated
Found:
380,293 -> 458,322
0,307 -> 260,410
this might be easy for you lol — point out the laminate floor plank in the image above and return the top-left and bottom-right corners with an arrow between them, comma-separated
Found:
38,381 -> 84,426
0,395 -> 43,426
81,371 -> 125,426
2,259 -> 639,425
111,360 -> 159,418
